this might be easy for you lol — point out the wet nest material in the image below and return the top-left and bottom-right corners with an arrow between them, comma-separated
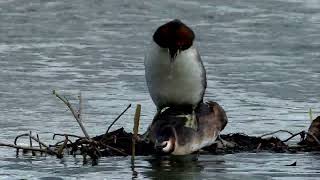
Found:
1,126 -> 320,165
1,91 -> 320,165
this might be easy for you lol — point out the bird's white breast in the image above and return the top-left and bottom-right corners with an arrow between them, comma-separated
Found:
144,42 -> 205,109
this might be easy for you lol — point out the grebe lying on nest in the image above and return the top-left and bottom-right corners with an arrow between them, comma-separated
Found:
148,101 -> 227,155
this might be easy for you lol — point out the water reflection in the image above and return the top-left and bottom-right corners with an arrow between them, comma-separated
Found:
142,155 -> 204,180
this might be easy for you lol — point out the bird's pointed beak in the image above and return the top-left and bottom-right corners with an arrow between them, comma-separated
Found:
169,48 -> 179,62
155,140 -> 168,151
154,138 -> 175,154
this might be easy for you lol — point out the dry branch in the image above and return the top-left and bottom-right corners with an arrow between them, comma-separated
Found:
282,131 -> 305,143
0,143 -> 57,155
53,90 -> 90,139
259,130 -> 294,138
53,133 -> 84,140
57,135 -> 69,158
14,133 -> 49,148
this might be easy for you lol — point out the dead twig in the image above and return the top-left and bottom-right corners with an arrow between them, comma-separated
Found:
256,143 -> 262,152
37,134 -> 42,150
54,140 -> 66,147
57,135 -> 69,158
106,144 -> 128,156
14,133 -> 49,148
14,133 -> 29,145
106,104 -> 131,134
78,92 -> 83,123
54,139 -> 73,147
53,90 -> 90,139
259,130 -> 294,138
98,141 -> 128,156
282,131 -> 305,143
53,133 -> 84,140
14,133 -> 57,155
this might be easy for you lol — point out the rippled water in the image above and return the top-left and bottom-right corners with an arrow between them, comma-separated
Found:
1,0 -> 320,179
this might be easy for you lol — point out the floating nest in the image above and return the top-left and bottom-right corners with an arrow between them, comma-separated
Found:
2,115 -> 320,165
1,91 -> 319,165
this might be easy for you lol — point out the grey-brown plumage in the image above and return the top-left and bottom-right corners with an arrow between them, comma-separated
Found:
149,101 -> 228,155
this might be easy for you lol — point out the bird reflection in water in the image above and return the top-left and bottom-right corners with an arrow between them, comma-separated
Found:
144,155 -> 202,180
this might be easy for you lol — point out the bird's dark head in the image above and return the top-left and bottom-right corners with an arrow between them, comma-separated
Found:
154,126 -> 176,154
153,19 -> 195,62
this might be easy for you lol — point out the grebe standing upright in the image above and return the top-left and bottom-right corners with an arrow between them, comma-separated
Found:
144,19 -> 207,129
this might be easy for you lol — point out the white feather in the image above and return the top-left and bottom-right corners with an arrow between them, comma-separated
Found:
144,42 -> 205,109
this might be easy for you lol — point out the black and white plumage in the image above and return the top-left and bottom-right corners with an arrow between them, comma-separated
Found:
144,19 -> 207,117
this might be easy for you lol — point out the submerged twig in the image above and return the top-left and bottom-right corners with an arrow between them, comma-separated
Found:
53,90 -> 90,139
106,104 -> 132,134
132,104 -> 141,161
131,105 -> 141,179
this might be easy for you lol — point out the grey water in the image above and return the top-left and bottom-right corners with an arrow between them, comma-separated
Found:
0,0 -> 320,179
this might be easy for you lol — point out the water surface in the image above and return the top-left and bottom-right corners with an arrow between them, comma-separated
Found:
0,0 -> 320,179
